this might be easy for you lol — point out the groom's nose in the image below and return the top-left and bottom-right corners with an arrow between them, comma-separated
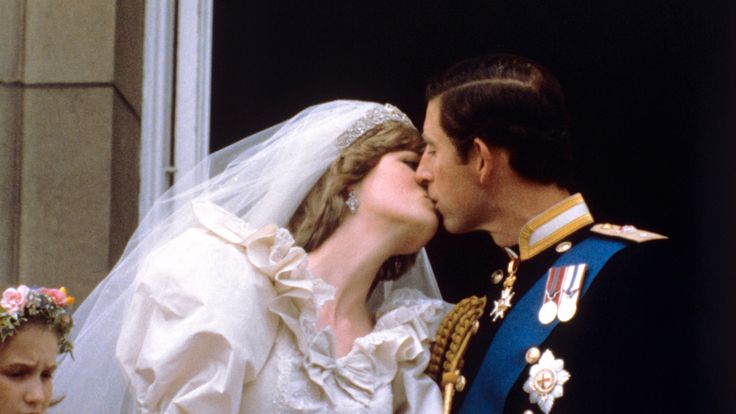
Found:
415,152 -> 433,185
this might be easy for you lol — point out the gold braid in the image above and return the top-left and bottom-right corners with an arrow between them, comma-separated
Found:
426,295 -> 487,414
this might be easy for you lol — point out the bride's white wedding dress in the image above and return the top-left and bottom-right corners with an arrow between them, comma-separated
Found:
116,201 -> 449,413
51,100 -> 448,414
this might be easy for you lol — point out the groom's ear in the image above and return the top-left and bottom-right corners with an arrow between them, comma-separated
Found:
472,138 -> 494,185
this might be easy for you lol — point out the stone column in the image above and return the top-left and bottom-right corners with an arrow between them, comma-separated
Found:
0,0 -> 26,287
0,0 -> 143,300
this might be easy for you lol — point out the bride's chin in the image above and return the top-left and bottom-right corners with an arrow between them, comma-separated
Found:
395,223 -> 437,254
394,244 -> 424,256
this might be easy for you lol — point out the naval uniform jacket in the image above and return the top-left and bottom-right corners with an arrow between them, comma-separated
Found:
452,194 -> 694,414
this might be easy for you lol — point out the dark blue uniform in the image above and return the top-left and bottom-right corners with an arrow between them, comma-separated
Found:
436,194 -> 696,414
451,225 -> 694,413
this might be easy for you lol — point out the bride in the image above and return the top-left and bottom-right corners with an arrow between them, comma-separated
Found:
52,100 -> 450,413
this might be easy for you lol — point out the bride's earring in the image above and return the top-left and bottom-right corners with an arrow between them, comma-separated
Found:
345,191 -> 359,213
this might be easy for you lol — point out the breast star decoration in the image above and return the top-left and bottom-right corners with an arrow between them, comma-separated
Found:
522,349 -> 570,414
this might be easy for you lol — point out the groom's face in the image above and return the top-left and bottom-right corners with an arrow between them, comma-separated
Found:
417,99 -> 486,234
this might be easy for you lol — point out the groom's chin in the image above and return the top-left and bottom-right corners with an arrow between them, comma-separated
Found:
439,216 -> 468,235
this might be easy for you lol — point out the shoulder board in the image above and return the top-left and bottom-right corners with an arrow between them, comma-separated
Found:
591,223 -> 667,243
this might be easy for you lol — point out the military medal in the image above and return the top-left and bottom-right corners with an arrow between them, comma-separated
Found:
522,349 -> 570,414
489,248 -> 519,322
490,287 -> 514,322
538,267 -> 564,325
538,263 -> 588,324
557,263 -> 587,322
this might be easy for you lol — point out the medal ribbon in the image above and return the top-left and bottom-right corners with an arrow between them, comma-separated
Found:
561,264 -> 583,296
544,267 -> 564,302
459,236 -> 627,414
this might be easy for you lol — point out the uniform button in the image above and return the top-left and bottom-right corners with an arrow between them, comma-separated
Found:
525,347 -> 541,364
523,410 -> 534,414
455,375 -> 467,392
491,269 -> 504,284
555,241 -> 572,253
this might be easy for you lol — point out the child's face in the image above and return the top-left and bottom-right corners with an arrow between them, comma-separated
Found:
0,324 -> 59,414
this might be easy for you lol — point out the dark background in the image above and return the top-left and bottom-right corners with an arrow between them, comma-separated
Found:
211,1 -> 732,411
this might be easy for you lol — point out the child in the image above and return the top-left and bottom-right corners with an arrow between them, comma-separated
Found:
0,285 -> 73,414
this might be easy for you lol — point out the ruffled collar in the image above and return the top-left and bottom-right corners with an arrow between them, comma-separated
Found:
192,201 -> 445,406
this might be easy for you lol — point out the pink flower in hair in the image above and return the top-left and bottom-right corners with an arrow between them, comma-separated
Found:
40,287 -> 68,306
1,285 -> 30,316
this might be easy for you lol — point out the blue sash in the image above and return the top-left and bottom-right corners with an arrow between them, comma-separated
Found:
459,236 -> 627,414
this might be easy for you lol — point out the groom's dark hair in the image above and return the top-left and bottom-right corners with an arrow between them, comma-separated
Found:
426,54 -> 573,188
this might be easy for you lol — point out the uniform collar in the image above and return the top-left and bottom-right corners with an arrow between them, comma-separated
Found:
517,193 -> 594,261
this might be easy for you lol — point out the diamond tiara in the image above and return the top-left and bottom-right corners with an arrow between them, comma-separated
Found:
335,103 -> 415,148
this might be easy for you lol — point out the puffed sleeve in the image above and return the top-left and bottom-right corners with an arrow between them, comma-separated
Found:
392,363 -> 446,413
373,288 -> 452,414
116,227 -> 279,414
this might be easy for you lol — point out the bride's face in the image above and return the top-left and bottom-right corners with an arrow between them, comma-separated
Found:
354,150 -> 438,251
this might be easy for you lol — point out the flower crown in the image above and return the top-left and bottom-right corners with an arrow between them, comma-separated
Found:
0,285 -> 75,354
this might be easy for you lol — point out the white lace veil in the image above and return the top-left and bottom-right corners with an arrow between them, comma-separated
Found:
51,100 -> 441,413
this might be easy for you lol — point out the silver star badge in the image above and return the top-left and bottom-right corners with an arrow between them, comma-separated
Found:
490,287 -> 514,321
522,349 -> 570,413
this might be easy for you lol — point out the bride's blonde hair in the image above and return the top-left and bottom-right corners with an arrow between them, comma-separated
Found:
288,120 -> 425,283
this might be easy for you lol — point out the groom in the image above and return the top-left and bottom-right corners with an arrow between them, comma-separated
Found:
417,54 -> 692,413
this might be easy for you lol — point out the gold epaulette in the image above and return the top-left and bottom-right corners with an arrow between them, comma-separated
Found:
591,223 -> 667,243
427,295 -> 487,414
